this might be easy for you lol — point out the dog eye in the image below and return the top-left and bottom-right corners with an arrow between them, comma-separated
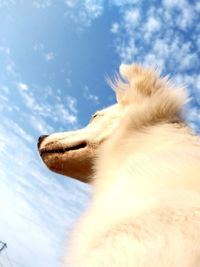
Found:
92,114 -> 98,119
91,113 -> 100,122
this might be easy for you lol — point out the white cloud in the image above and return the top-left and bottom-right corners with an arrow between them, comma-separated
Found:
32,0 -> 52,9
145,16 -> 160,35
65,77 -> 72,87
33,43 -> 56,63
0,15 -> 87,267
66,95 -> 78,114
84,0 -> 103,18
65,0 -> 78,7
17,82 -> 28,91
147,38 -> 199,72
195,2 -> 200,11
0,85 -> 9,94
33,42 -> 44,52
124,9 -> 140,30
0,0 -> 17,7
0,170 -> 76,267
29,114 -> 54,134
84,86 -> 99,104
109,1 -> 200,135
176,5 -> 196,30
19,88 -> 40,110
111,0 -> 139,6
115,38 -> 138,63
111,2 -> 200,72
55,103 -> 78,124
179,53 -> 198,71
0,45 -> 10,55
2,119 -> 34,144
0,105 -> 90,266
16,83 -> 79,131
162,0 -> 187,9
111,22 -> 120,34
6,61 -> 16,75
1,2 -> 200,266
64,0 -> 104,27
44,52 -> 55,61
142,53 -> 164,69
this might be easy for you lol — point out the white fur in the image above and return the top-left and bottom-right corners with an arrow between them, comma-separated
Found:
66,65 -> 200,267
41,64 -> 200,267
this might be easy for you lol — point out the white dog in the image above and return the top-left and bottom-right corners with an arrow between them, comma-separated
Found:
38,64 -> 200,267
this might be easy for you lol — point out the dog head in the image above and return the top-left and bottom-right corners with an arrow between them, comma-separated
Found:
38,104 -> 123,182
38,64 -> 185,182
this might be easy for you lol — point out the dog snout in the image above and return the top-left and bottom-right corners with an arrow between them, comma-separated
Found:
38,135 -> 49,149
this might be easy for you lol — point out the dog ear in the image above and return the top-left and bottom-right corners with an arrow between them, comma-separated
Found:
115,89 -> 127,105
120,63 -> 162,97
108,64 -> 164,104
115,64 -> 135,105
106,71 -> 128,105
116,64 -> 134,104
115,63 -> 159,103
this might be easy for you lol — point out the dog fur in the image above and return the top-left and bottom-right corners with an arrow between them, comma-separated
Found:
38,64 -> 200,267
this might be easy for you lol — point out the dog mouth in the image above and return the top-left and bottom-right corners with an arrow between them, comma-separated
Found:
39,141 -> 87,157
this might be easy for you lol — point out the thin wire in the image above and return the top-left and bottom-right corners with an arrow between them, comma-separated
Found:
8,258 -> 27,267
4,251 -> 14,267
6,253 -> 27,267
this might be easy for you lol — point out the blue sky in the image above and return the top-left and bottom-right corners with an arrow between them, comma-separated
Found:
0,1 -> 200,266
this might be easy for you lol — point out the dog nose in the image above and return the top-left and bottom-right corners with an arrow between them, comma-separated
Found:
38,135 -> 48,148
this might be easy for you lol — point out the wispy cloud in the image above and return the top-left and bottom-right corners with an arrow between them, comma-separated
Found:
84,86 -> 100,104
32,0 -> 52,9
0,45 -> 10,55
1,2 -> 200,267
0,39 -> 88,266
0,41 -> 78,136
66,95 -> 78,114
17,82 -> 29,91
109,1 -> 200,131
33,42 -> 55,62
124,8 -> 141,31
33,42 -> 45,52
110,1 -> 200,69
44,51 -> 55,61
110,0 -> 136,6
110,22 -> 120,34
0,0 -> 18,7
64,0 -> 104,27
0,154 -> 90,266
16,82 -> 78,133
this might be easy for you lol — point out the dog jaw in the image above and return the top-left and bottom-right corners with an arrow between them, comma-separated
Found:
40,146 -> 94,182
38,132 -> 97,182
